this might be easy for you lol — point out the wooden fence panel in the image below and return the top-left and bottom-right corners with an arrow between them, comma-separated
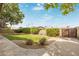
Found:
62,29 -> 69,37
62,28 -> 77,38
69,28 -> 77,38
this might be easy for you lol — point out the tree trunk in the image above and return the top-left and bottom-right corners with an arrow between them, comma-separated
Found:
0,3 -> 3,12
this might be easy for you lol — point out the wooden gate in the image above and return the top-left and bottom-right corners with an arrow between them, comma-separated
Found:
62,28 -> 77,38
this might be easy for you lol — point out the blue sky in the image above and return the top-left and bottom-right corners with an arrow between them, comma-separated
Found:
12,3 -> 79,29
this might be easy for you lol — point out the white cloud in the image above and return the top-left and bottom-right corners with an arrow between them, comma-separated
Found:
37,3 -> 41,6
33,6 -> 44,11
32,3 -> 44,11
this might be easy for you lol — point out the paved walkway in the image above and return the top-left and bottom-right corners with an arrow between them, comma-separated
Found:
0,35 -> 79,56
46,38 -> 79,56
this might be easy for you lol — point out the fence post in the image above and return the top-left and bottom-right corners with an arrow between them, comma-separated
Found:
77,27 -> 79,39
59,28 -> 62,37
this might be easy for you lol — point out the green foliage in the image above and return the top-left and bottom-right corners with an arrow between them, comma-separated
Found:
30,27 -> 40,34
22,28 -> 30,34
39,37 -> 47,45
4,34 -> 48,43
46,28 -> 59,37
44,3 -> 58,10
60,3 -> 75,15
14,28 -> 23,33
14,28 -> 30,34
44,3 -> 76,15
15,27 -> 40,34
0,3 -> 24,28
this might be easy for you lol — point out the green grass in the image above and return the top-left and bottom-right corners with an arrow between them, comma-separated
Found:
4,34 -> 48,42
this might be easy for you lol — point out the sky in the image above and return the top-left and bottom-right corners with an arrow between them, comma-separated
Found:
11,3 -> 79,29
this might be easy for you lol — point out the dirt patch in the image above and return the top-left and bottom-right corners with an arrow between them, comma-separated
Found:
12,40 -> 47,49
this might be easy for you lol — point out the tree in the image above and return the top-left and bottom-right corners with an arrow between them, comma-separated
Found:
44,3 -> 76,15
0,3 -> 24,28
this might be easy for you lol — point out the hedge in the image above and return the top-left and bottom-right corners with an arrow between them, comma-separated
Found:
30,27 -> 40,34
14,28 -> 22,33
46,28 -> 59,37
14,27 -> 40,34
14,28 -> 30,34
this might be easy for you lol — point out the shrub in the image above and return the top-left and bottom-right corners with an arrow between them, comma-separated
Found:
22,28 -> 30,34
26,39 -> 34,45
39,37 -> 47,45
14,28 -> 22,33
30,27 -> 40,34
14,28 -> 30,34
46,28 -> 59,37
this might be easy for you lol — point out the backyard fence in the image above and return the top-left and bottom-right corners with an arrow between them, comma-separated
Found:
39,27 -> 79,38
59,27 -> 79,39
61,28 -> 77,38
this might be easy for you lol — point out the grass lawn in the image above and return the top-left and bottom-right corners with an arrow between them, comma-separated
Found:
4,34 -> 48,42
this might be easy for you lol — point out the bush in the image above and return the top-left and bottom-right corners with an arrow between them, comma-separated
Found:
26,39 -> 34,45
46,28 -> 59,37
30,27 -> 40,34
14,28 -> 22,33
22,28 -> 30,34
14,28 -> 30,34
39,37 -> 47,45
